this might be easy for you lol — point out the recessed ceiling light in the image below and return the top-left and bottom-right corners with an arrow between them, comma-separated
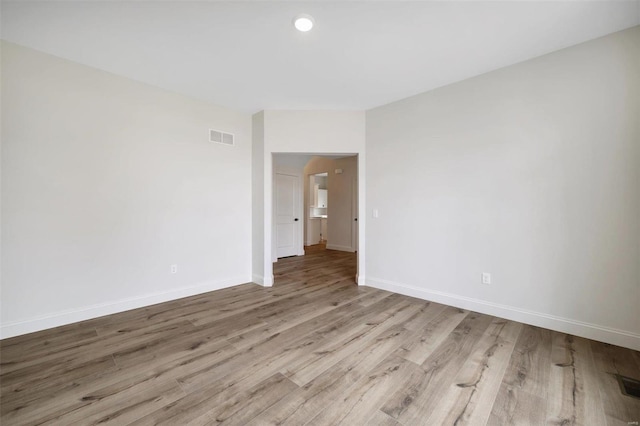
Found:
293,14 -> 315,32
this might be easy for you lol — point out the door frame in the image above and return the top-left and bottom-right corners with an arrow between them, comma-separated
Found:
273,166 -> 305,262
352,176 -> 358,252
264,152 -> 365,286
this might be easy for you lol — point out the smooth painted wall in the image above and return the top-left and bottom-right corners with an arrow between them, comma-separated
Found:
365,26 -> 640,349
1,41 -> 252,338
251,112 -> 265,284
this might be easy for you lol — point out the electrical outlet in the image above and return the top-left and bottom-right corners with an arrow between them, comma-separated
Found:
171,264 -> 178,274
482,273 -> 491,285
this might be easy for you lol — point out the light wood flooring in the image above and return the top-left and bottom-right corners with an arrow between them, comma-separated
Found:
1,245 -> 639,425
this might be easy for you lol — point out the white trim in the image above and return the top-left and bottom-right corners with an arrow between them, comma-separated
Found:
0,275 -> 251,340
356,153 -> 365,292
326,244 -> 355,252
252,273 -> 275,287
263,274 -> 274,287
365,276 -> 640,351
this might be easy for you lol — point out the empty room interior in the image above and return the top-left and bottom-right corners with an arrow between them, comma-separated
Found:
1,1 -> 639,425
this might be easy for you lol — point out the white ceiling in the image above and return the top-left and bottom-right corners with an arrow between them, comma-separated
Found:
2,1 -> 639,113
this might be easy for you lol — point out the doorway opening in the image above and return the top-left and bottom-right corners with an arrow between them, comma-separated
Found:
272,153 -> 360,283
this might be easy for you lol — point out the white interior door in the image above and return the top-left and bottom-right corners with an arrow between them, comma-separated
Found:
276,173 -> 299,258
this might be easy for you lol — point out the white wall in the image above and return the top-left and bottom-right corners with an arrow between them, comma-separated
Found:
274,154 -> 313,170
251,112 -> 265,285
254,110 -> 366,286
1,41 -> 252,338
365,26 -> 640,350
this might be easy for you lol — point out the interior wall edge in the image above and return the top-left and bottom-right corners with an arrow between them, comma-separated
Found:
364,276 -> 640,351
251,274 -> 265,286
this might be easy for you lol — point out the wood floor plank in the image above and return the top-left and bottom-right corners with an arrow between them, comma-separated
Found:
422,318 -> 522,425
226,292 -> 382,351
0,321 -> 98,355
366,410 -> 403,426
545,332 -> 611,426
0,326 -> 99,365
187,277 -> 353,327
305,355 -> 420,426
151,301 -> 413,424
589,340 -> 640,426
487,324 -> 552,425
1,342 -> 239,425
205,373 -> 298,425
129,344 -> 302,425
379,312 -> 494,424
93,283 -> 265,337
1,354 -> 117,407
234,293 -> 406,358
573,336 -> 608,426
173,297 -> 408,396
43,376 -> 185,425
110,314 -> 266,368
546,333 -> 579,425
282,298 -> 431,386
395,304 -> 468,365
1,318 -> 198,378
2,245 -> 638,426
245,319 -> 423,426
188,282 -> 349,325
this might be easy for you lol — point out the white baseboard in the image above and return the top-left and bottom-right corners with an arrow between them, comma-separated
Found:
263,274 -> 274,287
252,273 -> 275,287
0,275 -> 250,340
365,277 -> 640,351
326,244 -> 355,253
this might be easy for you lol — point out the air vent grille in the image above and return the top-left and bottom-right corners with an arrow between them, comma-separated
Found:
222,132 -> 234,145
209,129 -> 234,146
617,374 -> 640,399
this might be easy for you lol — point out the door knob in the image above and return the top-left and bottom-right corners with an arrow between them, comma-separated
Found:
294,218 -> 299,221
354,218 -> 358,221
